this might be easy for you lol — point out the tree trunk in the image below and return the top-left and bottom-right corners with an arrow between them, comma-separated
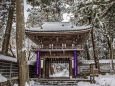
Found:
0,15 -> 5,33
104,33 -> 114,70
113,49 -> 115,59
85,41 -> 90,60
16,0 -> 29,86
9,44 -> 16,58
110,43 -> 114,70
114,38 -> 115,58
2,1 -> 14,55
91,27 -> 100,70
108,37 -> 114,70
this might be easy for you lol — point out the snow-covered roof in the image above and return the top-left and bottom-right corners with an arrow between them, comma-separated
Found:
0,74 -> 7,83
80,60 -> 115,64
0,54 -> 34,65
0,54 -> 17,63
26,22 -> 91,32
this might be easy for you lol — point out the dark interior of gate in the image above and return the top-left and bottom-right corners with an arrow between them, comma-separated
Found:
25,22 -> 91,79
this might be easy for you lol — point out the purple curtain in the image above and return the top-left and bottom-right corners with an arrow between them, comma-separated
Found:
36,50 -> 40,76
74,50 -> 77,77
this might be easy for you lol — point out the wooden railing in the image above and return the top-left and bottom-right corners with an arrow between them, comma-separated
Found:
31,45 -> 84,50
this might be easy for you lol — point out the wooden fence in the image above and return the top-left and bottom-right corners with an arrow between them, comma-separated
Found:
0,61 -> 18,78
0,60 -> 35,79
0,59 -> 115,79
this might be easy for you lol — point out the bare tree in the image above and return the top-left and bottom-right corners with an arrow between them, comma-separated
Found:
16,0 -> 29,86
91,27 -> 100,70
85,41 -> 90,60
2,0 -> 15,55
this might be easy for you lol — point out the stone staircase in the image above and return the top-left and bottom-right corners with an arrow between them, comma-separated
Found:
35,81 -> 78,86
32,78 -> 90,86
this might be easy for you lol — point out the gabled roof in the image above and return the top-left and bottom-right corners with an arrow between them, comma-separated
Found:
0,54 -> 35,65
26,22 -> 91,32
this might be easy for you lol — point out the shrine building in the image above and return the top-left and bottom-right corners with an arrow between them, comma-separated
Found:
25,22 -> 91,79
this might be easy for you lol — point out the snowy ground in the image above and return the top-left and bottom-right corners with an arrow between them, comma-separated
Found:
77,74 -> 115,86
13,73 -> 115,86
49,69 -> 69,77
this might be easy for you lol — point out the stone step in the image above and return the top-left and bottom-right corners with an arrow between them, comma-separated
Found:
32,78 -> 90,86
34,82 -> 78,86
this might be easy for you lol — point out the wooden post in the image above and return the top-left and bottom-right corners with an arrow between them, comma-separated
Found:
90,64 -> 95,83
45,59 -> 48,78
48,59 -> 50,78
39,59 -> 41,78
36,51 -> 40,77
10,63 -> 12,80
113,39 -> 115,59
43,59 -> 45,78
40,60 -> 43,78
69,58 -> 72,79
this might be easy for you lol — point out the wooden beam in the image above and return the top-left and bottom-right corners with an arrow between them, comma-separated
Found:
26,30 -> 91,47
69,59 -> 72,78
25,29 -> 91,35
41,56 -> 73,59
32,48 -> 84,52
43,59 -> 45,78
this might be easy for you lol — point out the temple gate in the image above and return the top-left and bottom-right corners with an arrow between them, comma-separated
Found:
26,22 -> 91,79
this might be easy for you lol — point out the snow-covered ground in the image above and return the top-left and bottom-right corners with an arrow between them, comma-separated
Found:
13,74 -> 115,86
78,74 -> 115,86
37,74 -> 115,86
50,69 -> 69,77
